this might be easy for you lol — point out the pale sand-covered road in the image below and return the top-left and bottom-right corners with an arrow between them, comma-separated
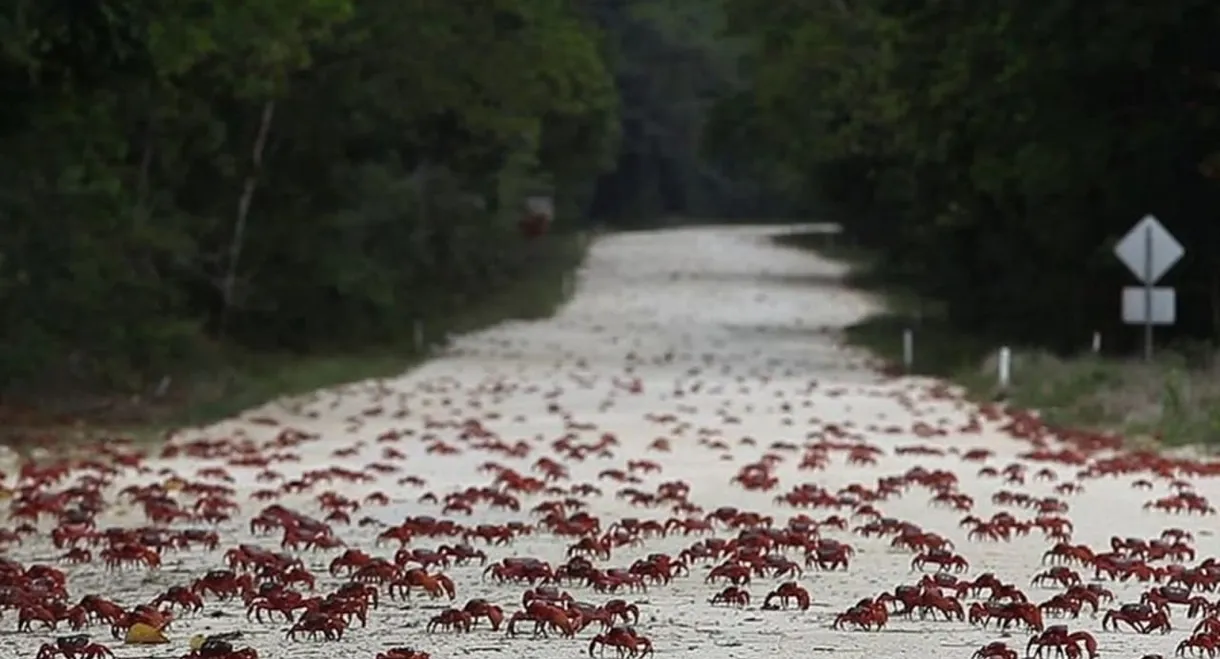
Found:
3,225 -> 1216,659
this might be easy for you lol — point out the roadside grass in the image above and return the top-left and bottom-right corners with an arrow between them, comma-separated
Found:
1,232 -> 592,447
773,230 -> 1220,448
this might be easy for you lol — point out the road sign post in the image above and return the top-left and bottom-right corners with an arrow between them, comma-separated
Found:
1113,215 -> 1184,361
1143,220 -> 1152,360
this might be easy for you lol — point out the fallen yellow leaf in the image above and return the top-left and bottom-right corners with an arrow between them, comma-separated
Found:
125,622 -> 170,644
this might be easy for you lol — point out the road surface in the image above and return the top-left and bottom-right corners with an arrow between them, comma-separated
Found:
2,224 -> 1211,659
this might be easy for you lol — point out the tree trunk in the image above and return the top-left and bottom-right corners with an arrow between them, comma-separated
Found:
1210,264 -> 1220,342
136,131 -> 154,209
218,99 -> 276,336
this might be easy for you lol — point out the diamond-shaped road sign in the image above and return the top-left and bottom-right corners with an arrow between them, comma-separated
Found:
1114,215 -> 1184,284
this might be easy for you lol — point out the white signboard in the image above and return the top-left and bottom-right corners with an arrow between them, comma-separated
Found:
1121,286 -> 1176,326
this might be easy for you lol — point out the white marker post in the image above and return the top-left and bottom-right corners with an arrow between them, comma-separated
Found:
413,320 -> 425,352
902,329 -> 914,371
1091,332 -> 1102,354
997,347 -> 1012,390
1114,215 -> 1184,361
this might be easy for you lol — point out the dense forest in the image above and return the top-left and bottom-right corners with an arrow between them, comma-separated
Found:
17,1 -> 1210,407
0,0 -> 773,401
710,1 -> 1220,352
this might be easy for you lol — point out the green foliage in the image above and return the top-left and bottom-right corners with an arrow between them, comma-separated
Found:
0,0 -> 619,398
153,231 -> 589,430
583,0 -> 792,221
714,0 -> 1220,350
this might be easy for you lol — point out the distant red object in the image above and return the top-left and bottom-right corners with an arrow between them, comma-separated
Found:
519,213 -> 550,239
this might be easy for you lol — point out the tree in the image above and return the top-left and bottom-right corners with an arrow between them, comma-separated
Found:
0,0 -> 620,392
584,0 -> 789,222
713,0 -> 1220,349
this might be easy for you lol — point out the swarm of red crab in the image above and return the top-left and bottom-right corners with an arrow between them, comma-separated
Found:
3,347 -> 1220,659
